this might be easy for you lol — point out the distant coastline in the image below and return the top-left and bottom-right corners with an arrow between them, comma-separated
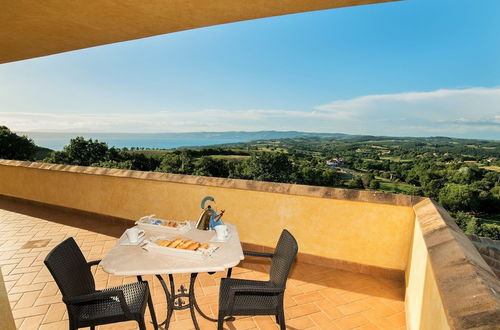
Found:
19,131 -> 336,151
18,130 -> 498,151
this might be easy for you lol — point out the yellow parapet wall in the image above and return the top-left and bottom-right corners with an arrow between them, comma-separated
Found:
405,219 -> 449,330
0,160 -> 414,271
408,200 -> 500,330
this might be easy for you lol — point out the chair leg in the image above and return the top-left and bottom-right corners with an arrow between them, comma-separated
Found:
277,294 -> 286,330
226,267 -> 232,278
68,318 -> 78,330
217,312 -> 225,330
137,316 -> 147,330
90,326 -> 95,330
277,311 -> 286,330
147,291 -> 159,330
275,314 -> 280,324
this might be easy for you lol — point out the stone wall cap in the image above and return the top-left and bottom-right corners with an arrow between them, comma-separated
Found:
0,159 -> 422,207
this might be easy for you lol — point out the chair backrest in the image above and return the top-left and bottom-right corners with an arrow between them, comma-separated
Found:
44,237 -> 96,299
269,229 -> 298,287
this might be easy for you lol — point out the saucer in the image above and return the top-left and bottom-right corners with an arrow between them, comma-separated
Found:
209,233 -> 231,243
119,235 -> 146,246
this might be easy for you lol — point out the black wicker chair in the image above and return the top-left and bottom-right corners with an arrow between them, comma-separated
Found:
217,229 -> 298,330
44,237 -> 158,330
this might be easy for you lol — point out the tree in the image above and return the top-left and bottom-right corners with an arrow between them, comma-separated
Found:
94,160 -> 133,170
60,137 -> 109,166
0,126 -> 37,160
438,184 -> 480,212
369,180 -> 381,190
452,166 -> 483,184
246,152 -> 293,183
193,157 -> 229,178
361,173 -> 375,189
296,166 -> 323,186
348,177 -> 364,189
158,151 -> 194,174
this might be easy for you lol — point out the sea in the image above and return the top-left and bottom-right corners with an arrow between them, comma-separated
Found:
21,132 -> 246,151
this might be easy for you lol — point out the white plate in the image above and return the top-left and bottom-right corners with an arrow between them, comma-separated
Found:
119,235 -> 146,246
141,241 -> 217,260
136,216 -> 191,234
209,233 -> 231,243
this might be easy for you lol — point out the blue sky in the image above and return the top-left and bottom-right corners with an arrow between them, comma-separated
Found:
1,0 -> 499,139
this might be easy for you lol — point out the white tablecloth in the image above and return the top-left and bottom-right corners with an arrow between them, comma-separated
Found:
100,222 -> 244,276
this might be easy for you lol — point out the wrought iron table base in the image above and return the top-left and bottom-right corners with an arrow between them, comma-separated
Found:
154,273 -> 225,330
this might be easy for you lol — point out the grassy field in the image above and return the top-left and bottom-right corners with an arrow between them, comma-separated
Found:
482,165 -> 500,172
379,181 -> 418,194
128,149 -> 170,157
379,156 -> 413,163
210,155 -> 250,160
459,161 -> 500,172
477,214 -> 500,225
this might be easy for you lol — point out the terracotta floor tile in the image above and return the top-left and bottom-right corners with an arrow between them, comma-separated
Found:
362,304 -> 398,320
9,282 -> 45,294
38,282 -> 59,297
18,314 -> 45,330
355,323 -> 380,330
34,293 -> 62,307
287,302 -> 321,319
38,320 -> 68,330
7,292 -> 22,302
42,302 -> 67,324
12,304 -> 50,319
253,315 -> 278,329
315,300 -> 344,320
335,314 -> 370,330
293,291 -> 324,305
386,311 -> 406,328
309,311 -> 338,329
227,317 -> 257,329
337,300 -> 371,316
13,290 -> 40,309
287,315 -> 316,329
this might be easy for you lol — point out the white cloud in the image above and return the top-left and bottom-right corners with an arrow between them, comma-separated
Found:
1,87 -> 499,139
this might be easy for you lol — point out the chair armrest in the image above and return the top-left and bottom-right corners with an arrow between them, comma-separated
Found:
87,260 -> 101,267
230,285 -> 284,294
63,290 -> 133,319
243,251 -> 274,258
226,284 -> 284,314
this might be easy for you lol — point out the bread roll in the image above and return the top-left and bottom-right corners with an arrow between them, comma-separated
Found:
176,239 -> 192,249
199,243 -> 209,250
186,242 -> 200,250
169,239 -> 183,248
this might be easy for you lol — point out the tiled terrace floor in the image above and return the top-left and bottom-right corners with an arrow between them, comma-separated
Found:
0,197 -> 406,330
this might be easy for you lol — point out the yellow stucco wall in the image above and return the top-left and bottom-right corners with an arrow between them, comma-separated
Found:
0,162 -> 415,270
405,220 -> 450,330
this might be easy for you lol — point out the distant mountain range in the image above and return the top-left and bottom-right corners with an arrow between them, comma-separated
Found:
20,130 -> 498,141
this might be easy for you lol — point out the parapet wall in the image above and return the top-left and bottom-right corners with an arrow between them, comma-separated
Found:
407,199 -> 500,329
0,159 -> 415,273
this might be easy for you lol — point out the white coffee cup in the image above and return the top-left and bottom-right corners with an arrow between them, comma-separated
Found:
214,225 -> 229,240
126,227 -> 145,243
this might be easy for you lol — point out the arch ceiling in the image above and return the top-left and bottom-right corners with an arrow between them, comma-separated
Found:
1,0 -> 398,64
